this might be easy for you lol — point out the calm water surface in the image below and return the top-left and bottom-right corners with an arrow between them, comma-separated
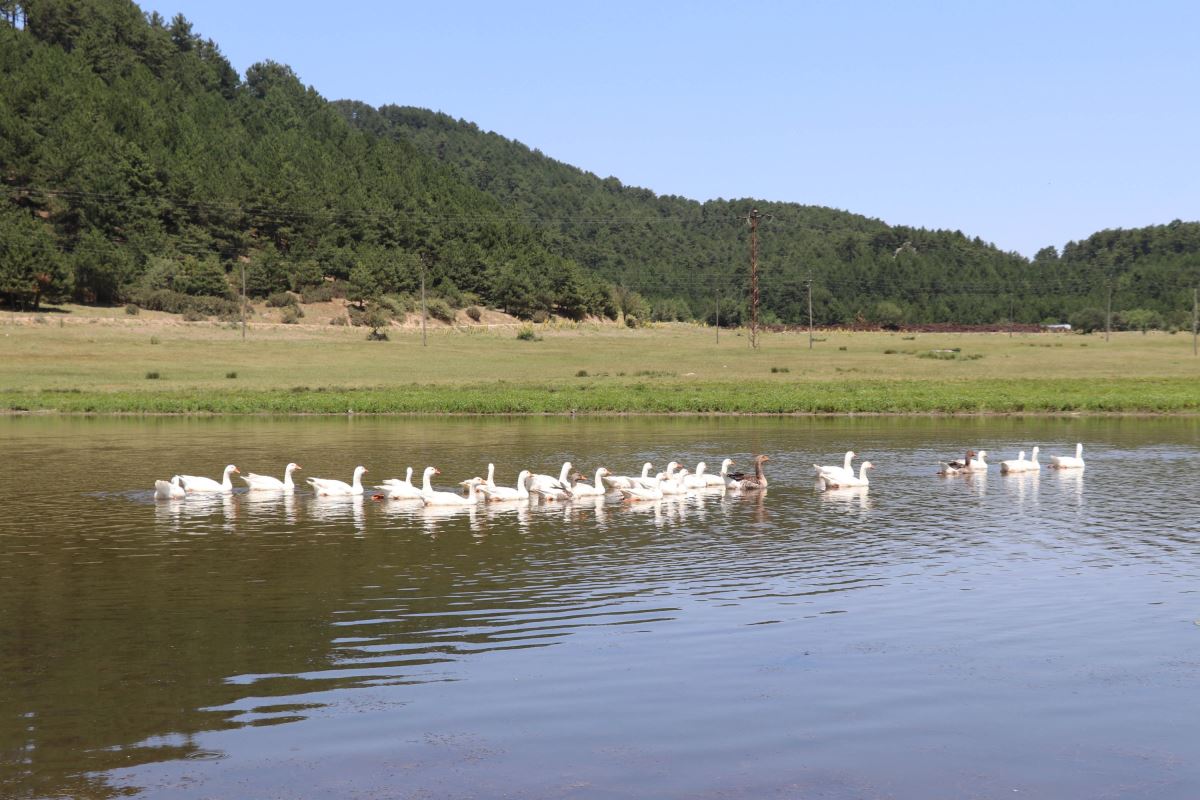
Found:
2,416 -> 1199,799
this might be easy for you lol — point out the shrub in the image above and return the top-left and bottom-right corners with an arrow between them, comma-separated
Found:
379,294 -> 415,317
425,297 -> 454,323
516,325 -> 539,341
1121,308 -> 1164,333
575,369 -> 589,377
301,282 -> 348,303
366,329 -> 389,341
124,303 -> 139,316
280,306 -> 303,324
770,366 -> 790,373
466,305 -> 482,322
531,309 -> 550,324
145,371 -> 160,380
182,309 -> 205,322
329,315 -> 349,326
872,301 -> 905,330
1068,307 -> 1106,334
624,315 -> 640,329
266,291 -> 298,308
131,288 -> 239,318
225,371 -> 238,379
149,336 -> 160,345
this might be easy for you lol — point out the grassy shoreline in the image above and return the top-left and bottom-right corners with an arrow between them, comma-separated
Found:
3,378 -> 1198,415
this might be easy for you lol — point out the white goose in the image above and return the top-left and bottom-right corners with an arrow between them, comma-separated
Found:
420,468 -> 483,506
661,468 -> 690,495
1050,443 -> 1085,470
484,463 -> 497,489
242,462 -> 301,492
1000,447 -> 1040,474
698,459 -> 730,489
939,451 -> 975,475
529,461 -> 573,501
970,451 -> 989,470
818,461 -> 873,490
603,462 -> 653,490
307,465 -> 367,496
179,464 -> 239,493
620,475 -> 663,502
479,470 -> 532,502
814,451 -> 856,481
569,467 -> 610,498
154,475 -> 186,500
376,467 -> 423,500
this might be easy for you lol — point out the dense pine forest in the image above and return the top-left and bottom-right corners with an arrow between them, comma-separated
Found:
2,0 -> 1199,330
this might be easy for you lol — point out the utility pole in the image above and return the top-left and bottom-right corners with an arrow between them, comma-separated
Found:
806,276 -> 814,350
744,208 -> 771,349
1193,287 -> 1197,356
420,261 -> 427,348
1105,281 -> 1112,343
714,279 -> 720,344
240,262 -> 246,340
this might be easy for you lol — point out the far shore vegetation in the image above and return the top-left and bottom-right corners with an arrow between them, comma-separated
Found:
3,307 -> 1197,415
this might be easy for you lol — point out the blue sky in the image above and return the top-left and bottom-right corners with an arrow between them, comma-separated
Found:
143,0 -> 1199,256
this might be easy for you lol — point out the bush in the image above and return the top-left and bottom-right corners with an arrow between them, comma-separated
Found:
124,303 -> 139,316
329,315 -> 349,326
516,325 -> 539,341
1121,308 -> 1164,333
1068,307 -> 1106,334
770,366 -> 790,373
625,315 -> 640,329
225,371 -> 238,379
280,306 -> 303,324
301,282 -> 347,303
182,309 -> 205,322
145,371 -> 160,380
465,305 -> 482,322
872,301 -> 905,330
379,294 -> 415,317
424,297 -> 454,323
531,309 -> 550,324
575,369 -> 589,377
131,288 -> 240,319
266,291 -> 298,308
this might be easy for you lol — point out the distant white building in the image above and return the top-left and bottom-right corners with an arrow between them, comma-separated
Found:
1043,323 -> 1072,332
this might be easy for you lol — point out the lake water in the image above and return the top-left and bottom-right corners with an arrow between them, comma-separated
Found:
2,416 -> 1199,799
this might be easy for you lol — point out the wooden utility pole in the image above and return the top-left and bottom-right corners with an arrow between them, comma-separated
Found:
714,279 -> 720,344
744,208 -> 770,349
420,263 -> 427,348
1105,282 -> 1112,342
806,276 -> 814,350
240,262 -> 246,340
1193,287 -> 1197,356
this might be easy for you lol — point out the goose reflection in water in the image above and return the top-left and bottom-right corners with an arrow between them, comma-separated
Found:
818,485 -> 873,511
154,492 -> 238,532
1054,467 -> 1084,506
483,499 -> 532,531
419,503 -> 478,536
309,494 -> 366,534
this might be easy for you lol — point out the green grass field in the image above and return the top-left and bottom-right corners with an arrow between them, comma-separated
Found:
2,308 -> 1198,413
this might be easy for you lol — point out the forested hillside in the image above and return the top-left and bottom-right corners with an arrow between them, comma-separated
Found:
2,0 -> 1199,329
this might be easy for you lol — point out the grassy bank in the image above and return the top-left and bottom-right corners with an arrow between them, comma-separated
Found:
2,309 -> 1197,414
3,379 -> 1198,415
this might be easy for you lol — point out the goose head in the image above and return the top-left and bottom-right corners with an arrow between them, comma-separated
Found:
1030,447 -> 1040,460
720,458 -> 733,472
285,462 -> 301,473
695,462 -> 707,475
517,469 -> 532,486
665,460 -> 679,475
353,466 -> 368,478
223,464 -> 240,476
976,451 -> 987,460
641,462 -> 653,476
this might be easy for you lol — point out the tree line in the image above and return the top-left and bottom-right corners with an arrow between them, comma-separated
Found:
2,0 -> 1198,331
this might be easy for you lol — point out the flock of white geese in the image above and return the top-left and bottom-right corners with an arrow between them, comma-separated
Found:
153,455 -> 770,503
153,444 -> 1086,503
